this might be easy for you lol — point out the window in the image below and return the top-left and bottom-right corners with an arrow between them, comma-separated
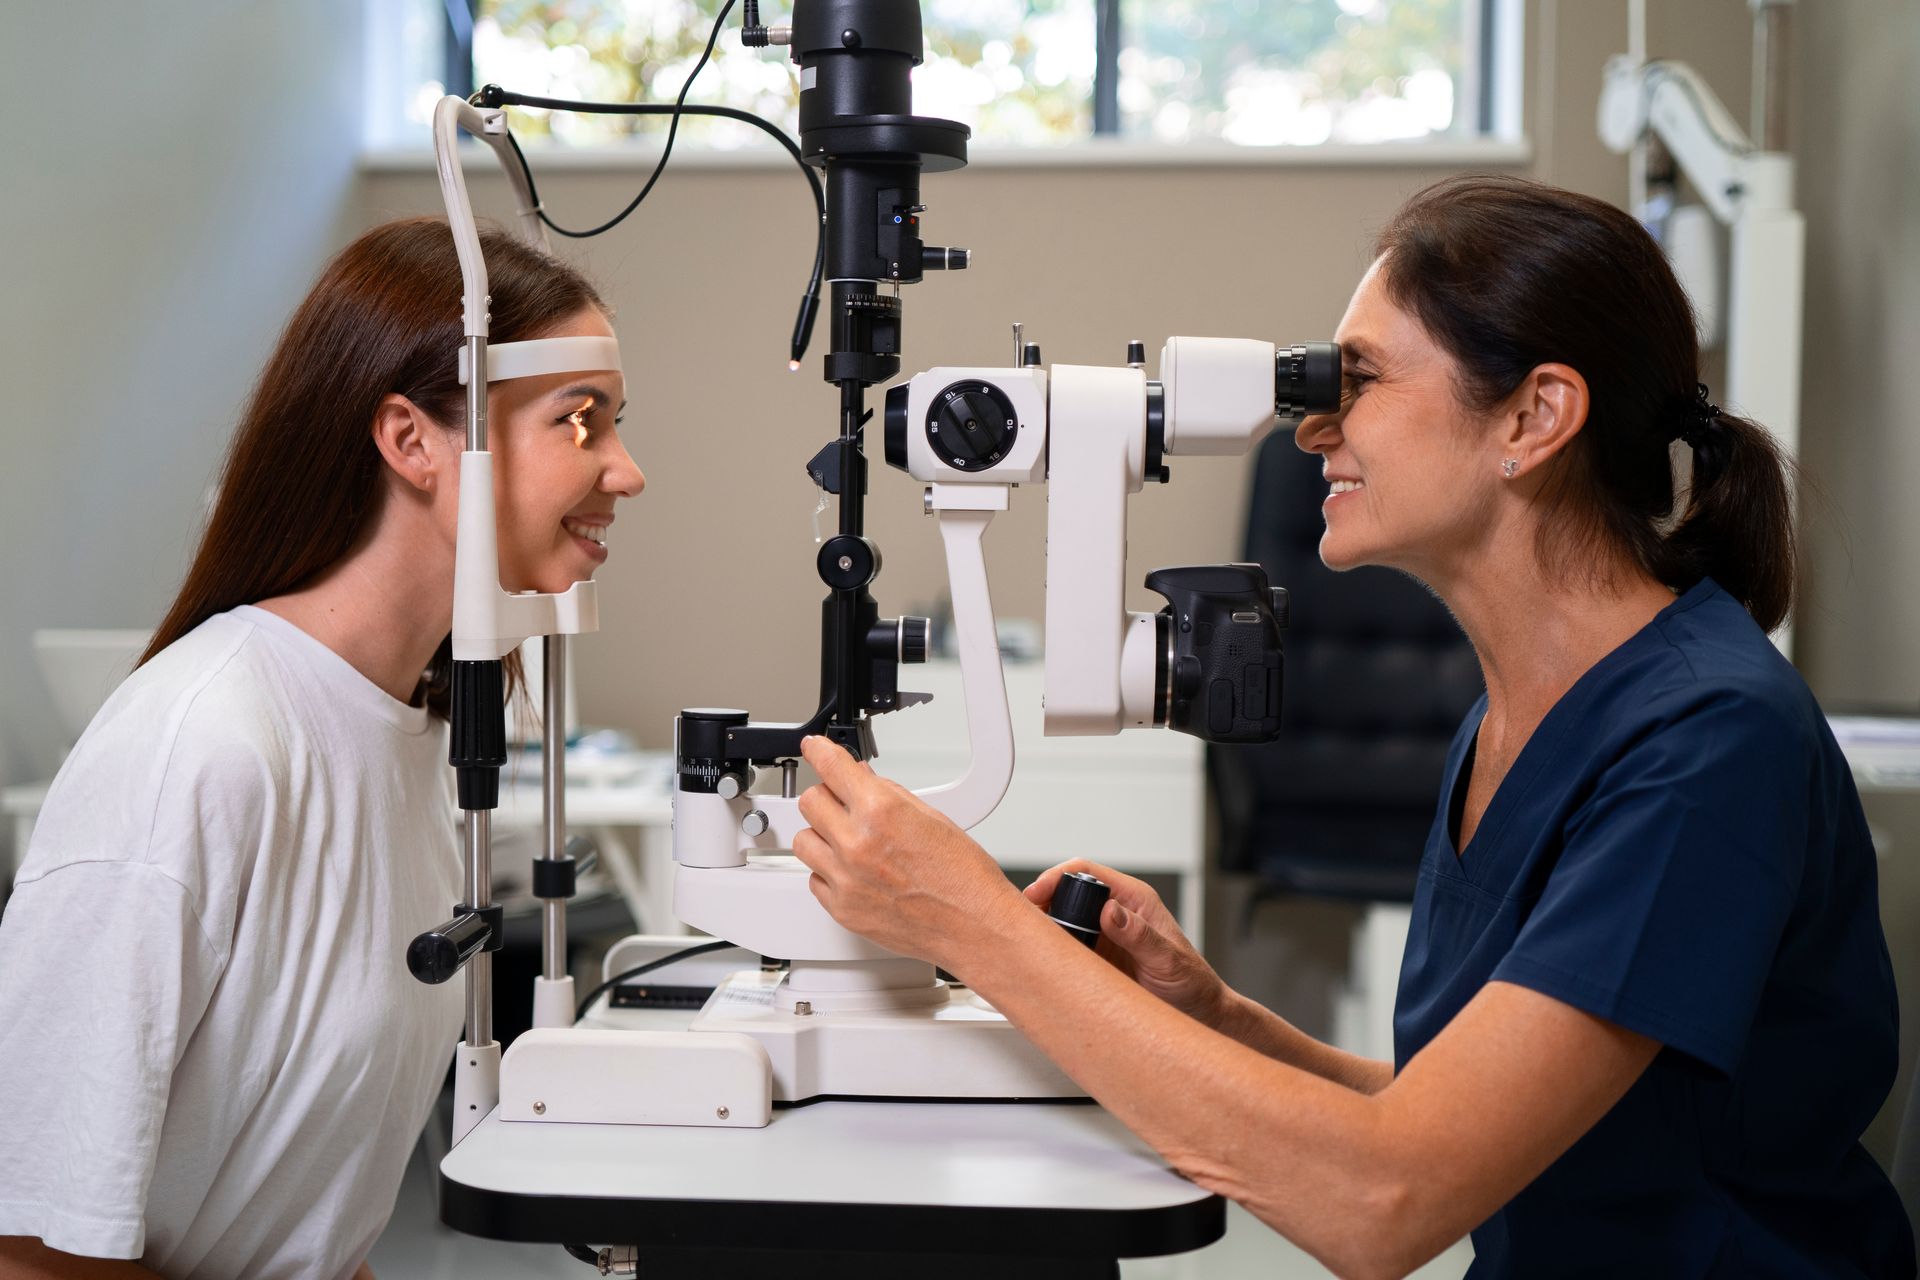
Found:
372,0 -> 1520,151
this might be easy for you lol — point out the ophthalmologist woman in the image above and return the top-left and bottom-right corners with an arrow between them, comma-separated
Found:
0,218 -> 642,1278
791,176 -> 1915,1279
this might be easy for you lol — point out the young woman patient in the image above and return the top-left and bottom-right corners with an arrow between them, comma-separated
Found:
0,217 -> 642,1279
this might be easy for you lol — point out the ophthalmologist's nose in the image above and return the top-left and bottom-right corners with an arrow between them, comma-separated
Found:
1295,405 -> 1343,456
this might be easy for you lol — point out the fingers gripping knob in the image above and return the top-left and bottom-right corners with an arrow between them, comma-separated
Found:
1049,871 -> 1111,948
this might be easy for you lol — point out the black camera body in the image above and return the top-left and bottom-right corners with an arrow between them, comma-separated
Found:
1144,564 -> 1287,745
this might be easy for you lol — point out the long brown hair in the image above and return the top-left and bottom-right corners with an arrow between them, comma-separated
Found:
1375,175 -> 1796,631
142,217 -> 608,713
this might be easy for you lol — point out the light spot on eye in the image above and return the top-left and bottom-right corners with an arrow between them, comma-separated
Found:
566,397 -> 594,448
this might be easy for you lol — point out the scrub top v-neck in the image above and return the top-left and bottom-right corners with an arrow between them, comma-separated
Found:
1394,578 -> 1913,1277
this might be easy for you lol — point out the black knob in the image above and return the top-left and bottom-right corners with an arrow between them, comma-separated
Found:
408,909 -> 492,984
926,380 -> 1019,472
1126,339 -> 1146,366
1049,872 -> 1111,947
922,246 -> 969,271
900,616 -> 929,663
818,535 -> 880,590
1270,587 -> 1290,630
678,708 -> 750,792
1021,342 -> 1042,368
884,383 -> 910,471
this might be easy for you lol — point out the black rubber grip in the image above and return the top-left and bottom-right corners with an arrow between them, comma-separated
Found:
449,660 -> 508,770
407,903 -> 504,983
532,858 -> 578,901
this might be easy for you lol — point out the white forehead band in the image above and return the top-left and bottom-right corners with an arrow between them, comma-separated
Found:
457,335 -> 623,386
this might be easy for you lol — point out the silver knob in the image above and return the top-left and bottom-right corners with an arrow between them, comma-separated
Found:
716,771 -> 747,800
742,809 -> 770,837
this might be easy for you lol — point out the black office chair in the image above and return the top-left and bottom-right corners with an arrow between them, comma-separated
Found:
1208,429 -> 1482,904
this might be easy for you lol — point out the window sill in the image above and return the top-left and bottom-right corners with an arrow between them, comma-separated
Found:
359,136 -> 1533,176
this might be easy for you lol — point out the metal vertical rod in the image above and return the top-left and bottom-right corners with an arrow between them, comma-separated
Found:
465,336 -> 489,451
1750,2 -> 1791,152
541,635 -> 568,981
1627,0 -> 1647,216
463,810 -> 493,1045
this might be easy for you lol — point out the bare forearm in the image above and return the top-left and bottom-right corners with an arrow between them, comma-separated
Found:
954,908 -> 1410,1278
0,1239 -> 165,1279
1211,989 -> 1395,1095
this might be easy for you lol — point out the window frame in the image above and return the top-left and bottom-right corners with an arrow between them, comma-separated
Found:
442,0 -> 1523,151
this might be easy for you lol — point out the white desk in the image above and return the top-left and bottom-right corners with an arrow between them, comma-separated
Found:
444,971 -> 1221,1274
438,1099 -> 1221,1276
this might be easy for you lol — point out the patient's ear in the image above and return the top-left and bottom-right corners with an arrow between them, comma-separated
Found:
371,394 -> 443,494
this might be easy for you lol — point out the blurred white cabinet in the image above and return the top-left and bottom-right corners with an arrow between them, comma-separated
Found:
872,660 -> 1208,948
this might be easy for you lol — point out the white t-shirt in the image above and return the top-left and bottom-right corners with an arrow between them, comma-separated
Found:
0,606 -> 464,1279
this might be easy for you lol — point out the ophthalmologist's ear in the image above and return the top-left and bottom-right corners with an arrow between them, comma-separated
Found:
370,393 -> 443,495
1503,362 -> 1590,476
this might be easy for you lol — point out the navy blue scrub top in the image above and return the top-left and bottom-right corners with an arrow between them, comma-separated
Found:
1395,579 -> 1914,1277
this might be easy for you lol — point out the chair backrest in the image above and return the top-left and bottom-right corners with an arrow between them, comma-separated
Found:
1209,430 -> 1481,899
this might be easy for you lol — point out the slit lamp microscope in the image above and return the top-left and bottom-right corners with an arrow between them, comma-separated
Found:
405,0 -> 1342,1142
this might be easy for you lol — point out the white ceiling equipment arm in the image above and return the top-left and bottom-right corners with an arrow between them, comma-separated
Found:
1596,17 -> 1803,656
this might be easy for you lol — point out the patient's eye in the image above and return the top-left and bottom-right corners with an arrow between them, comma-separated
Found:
559,397 -> 595,448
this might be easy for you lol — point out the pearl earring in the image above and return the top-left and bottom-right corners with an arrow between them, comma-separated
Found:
1501,458 -> 1519,478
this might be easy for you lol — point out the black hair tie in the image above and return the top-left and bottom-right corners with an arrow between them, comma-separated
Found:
1671,382 -> 1730,486
1670,382 -> 1723,448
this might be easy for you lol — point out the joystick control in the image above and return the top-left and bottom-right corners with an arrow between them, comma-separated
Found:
1048,871 -> 1111,948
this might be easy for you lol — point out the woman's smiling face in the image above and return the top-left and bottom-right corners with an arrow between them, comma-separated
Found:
1294,255 -> 1503,581
483,306 -> 644,594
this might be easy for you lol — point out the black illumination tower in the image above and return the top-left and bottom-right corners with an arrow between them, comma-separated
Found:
689,0 -> 968,778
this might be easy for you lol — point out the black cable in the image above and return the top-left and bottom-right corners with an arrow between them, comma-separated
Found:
518,0 -> 738,239
496,94 -> 826,345
561,1244 -> 601,1267
575,938 -> 739,1021
481,56 -> 828,359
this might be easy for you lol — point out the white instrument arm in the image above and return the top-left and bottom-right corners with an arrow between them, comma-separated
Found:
1597,57 -> 1792,225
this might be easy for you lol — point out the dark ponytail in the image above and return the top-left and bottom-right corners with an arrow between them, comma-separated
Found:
1375,175 -> 1796,631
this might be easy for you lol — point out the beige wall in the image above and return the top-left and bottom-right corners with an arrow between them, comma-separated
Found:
354,0 -> 1767,749
1793,0 -> 1920,708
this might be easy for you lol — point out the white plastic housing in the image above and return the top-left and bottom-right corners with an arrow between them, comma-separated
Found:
452,1040 -> 501,1146
674,856 -> 899,963
432,96 -> 545,337
690,969 -> 1082,1103
899,368 -> 1048,483
1042,363 -> 1149,735
498,1028 -> 773,1127
530,976 -> 575,1031
1159,336 -> 1280,457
